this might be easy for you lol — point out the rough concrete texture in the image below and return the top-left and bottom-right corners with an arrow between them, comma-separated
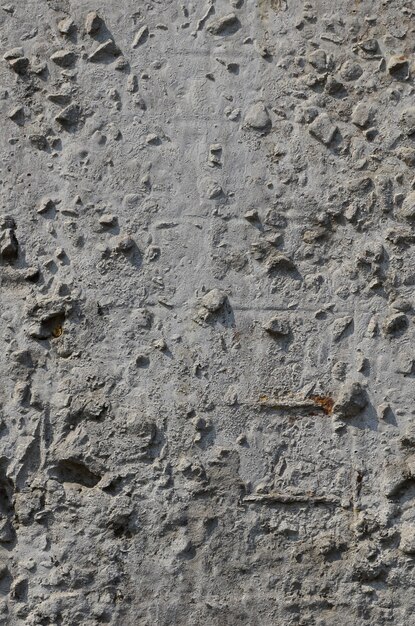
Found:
1,0 -> 415,624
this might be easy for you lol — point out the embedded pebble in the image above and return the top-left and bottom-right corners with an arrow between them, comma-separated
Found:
206,13 -> 239,36
262,315 -> 291,337
88,39 -> 120,62
132,25 -> 149,48
309,113 -> 338,145
58,16 -> 75,35
50,49 -> 77,68
334,382 -> 368,418
85,11 -> 103,35
244,102 -> 271,131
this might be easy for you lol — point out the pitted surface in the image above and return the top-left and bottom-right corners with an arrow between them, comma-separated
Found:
1,1 -> 415,624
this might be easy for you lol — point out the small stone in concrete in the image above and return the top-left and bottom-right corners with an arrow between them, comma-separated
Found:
309,113 -> 338,145
245,102 -> 271,131
207,13 -> 239,35
85,11 -> 103,35
262,315 -> 291,337
50,50 -> 77,68
334,382 -> 368,418
201,289 -> 226,312
132,25 -> 149,48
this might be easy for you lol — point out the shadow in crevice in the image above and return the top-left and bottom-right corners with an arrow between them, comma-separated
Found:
51,459 -> 101,488
382,405 -> 398,427
206,298 -> 236,329
0,458 -> 16,549
347,401 -> 379,432
87,17 -> 117,46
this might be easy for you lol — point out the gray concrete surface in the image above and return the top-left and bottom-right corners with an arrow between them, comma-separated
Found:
1,0 -> 415,624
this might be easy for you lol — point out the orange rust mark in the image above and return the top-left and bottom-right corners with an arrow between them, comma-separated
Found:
52,325 -> 63,338
311,395 -> 334,415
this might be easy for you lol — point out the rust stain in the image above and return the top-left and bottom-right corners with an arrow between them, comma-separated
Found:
52,324 -> 63,338
311,395 -> 334,415
257,394 -> 334,416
